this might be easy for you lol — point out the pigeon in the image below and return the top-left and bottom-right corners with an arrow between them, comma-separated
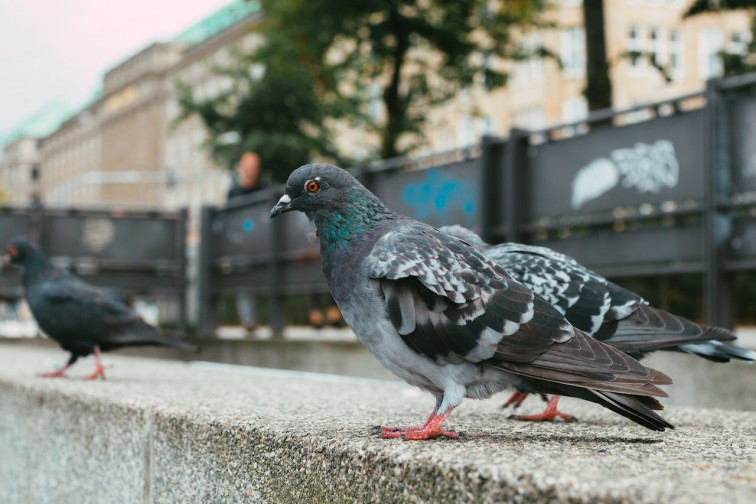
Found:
4,237 -> 197,379
441,225 -> 756,421
271,164 -> 674,440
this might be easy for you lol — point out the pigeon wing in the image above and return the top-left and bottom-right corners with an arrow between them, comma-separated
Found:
36,275 -> 161,346
365,224 -> 670,396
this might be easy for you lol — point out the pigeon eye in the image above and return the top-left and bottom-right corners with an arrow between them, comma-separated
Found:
6,246 -> 16,256
305,180 -> 320,193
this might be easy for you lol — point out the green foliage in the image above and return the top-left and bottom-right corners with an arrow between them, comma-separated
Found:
177,0 -> 549,178
175,17 -> 350,182
684,0 -> 756,78
257,0 -> 550,160
722,15 -> 756,77
684,0 -> 756,18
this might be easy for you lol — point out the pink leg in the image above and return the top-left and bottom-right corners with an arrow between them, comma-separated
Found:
84,346 -> 106,381
380,408 -> 459,441
381,402 -> 440,438
502,390 -> 530,408
40,367 -> 69,378
509,395 -> 575,422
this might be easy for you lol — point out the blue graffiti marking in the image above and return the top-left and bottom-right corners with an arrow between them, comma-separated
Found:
242,218 -> 255,233
401,169 -> 478,224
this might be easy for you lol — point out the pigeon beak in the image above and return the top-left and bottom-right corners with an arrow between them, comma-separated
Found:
270,194 -> 293,219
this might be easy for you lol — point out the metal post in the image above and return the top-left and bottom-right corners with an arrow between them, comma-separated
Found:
703,79 -> 735,329
197,205 -> 216,334
269,196 -> 286,338
177,207 -> 188,334
481,135 -> 506,243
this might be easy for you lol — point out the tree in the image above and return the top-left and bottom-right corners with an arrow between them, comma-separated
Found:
175,14 -> 351,183
582,0 -> 612,113
260,0 -> 550,160
685,0 -> 756,17
685,0 -> 756,77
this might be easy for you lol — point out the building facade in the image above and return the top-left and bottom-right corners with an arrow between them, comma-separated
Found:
2,0 -> 752,210
419,0 -> 753,153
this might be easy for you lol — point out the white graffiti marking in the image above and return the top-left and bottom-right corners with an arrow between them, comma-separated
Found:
571,140 -> 679,209
612,140 -> 679,193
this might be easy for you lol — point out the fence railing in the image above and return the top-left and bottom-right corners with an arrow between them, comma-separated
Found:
197,74 -> 756,334
5,75 -> 756,336
0,205 -> 187,327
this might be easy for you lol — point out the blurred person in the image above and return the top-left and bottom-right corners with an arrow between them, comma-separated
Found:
227,151 -> 267,200
227,152 -> 267,335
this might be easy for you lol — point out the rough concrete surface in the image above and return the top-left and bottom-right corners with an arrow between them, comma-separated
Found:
0,343 -> 754,504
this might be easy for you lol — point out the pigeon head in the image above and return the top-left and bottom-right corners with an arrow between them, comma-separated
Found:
5,237 -> 47,269
270,164 -> 367,218
270,163 -> 390,246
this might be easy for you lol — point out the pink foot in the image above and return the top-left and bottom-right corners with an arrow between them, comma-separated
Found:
509,395 -> 575,422
84,364 -> 106,380
84,346 -> 106,380
39,369 -> 67,378
378,410 -> 459,441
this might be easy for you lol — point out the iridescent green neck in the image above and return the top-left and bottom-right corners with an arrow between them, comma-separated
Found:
312,188 -> 388,249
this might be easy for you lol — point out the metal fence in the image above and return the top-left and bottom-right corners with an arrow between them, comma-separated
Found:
198,73 -> 756,334
0,206 -> 187,326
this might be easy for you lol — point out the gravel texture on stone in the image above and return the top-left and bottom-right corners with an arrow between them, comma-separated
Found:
0,343 -> 754,503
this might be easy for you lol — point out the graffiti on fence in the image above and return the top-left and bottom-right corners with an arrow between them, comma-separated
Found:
571,140 -> 680,209
401,168 -> 478,224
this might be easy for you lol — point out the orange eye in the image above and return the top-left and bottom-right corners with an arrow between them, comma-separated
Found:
6,246 -> 16,256
306,180 -> 320,193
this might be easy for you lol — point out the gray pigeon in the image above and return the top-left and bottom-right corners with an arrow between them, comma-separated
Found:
271,164 -> 673,440
441,225 -> 756,421
4,237 -> 196,379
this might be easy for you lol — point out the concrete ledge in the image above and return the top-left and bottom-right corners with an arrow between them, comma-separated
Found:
1,344 -> 755,503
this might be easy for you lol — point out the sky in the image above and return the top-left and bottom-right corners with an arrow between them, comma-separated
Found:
0,0 -> 233,137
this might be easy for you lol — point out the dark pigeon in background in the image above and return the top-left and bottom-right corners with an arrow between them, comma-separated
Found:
441,225 -> 756,421
271,164 -> 674,440
4,237 -> 196,379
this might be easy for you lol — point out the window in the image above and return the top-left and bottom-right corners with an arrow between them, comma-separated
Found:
728,31 -> 752,55
562,98 -> 588,124
457,116 -> 494,147
512,34 -> 544,85
513,108 -> 546,130
627,25 -> 643,72
698,28 -> 723,79
668,29 -> 683,80
649,27 -> 663,68
561,28 -> 586,78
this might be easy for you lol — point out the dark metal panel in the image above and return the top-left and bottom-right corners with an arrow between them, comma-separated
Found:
728,217 -> 756,259
531,225 -> 704,272
525,110 -> 706,220
0,211 -> 32,245
205,199 -> 275,261
42,213 -> 180,262
729,92 -> 756,195
371,158 -> 483,231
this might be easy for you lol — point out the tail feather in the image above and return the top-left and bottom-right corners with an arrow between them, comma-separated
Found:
100,324 -> 199,353
679,340 -> 756,363
553,384 -> 674,431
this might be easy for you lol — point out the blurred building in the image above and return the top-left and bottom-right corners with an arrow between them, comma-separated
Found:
0,102 -> 71,204
1,0 -> 260,238
421,0 -> 753,152
2,0 -> 753,210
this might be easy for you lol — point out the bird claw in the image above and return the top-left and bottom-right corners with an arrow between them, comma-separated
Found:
39,370 -> 67,378
378,426 -> 460,441
508,412 -> 576,423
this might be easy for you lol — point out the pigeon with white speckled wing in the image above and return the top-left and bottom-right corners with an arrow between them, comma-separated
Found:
270,164 -> 674,440
441,225 -> 756,422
